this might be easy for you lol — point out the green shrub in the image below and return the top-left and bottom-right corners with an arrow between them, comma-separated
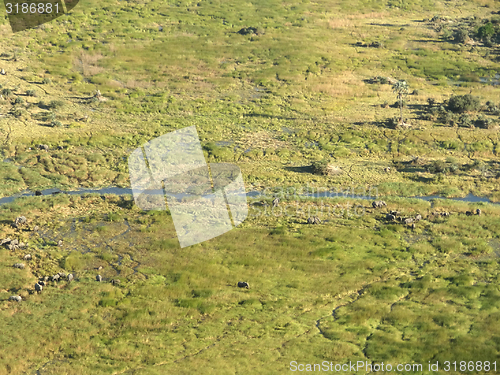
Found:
192,289 -> 213,298
14,96 -> 24,104
427,160 -> 447,173
11,108 -> 25,118
379,76 -> 389,84
1,88 -> 12,97
425,107 -> 440,121
311,160 -> 342,176
475,115 -> 494,129
48,100 -> 65,109
447,94 -> 481,113
244,148 -> 264,160
427,160 -> 460,174
485,101 -> 498,113
477,22 -> 495,40
51,120 -> 63,128
440,140 -> 461,150
48,112 -> 57,121
105,212 -> 121,222
386,117 -> 400,128
26,89 -> 36,97
458,114 -> 474,128
441,26 -> 453,40
453,28 -> 470,44
442,111 -> 457,126
202,142 -> 235,161
42,77 -> 51,84
99,298 -> 117,307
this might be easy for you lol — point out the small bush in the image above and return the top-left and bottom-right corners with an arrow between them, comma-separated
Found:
447,94 -> 481,113
26,89 -> 36,97
192,289 -> 213,298
42,77 -> 51,84
99,298 -> 117,307
427,160 -> 460,174
106,212 -> 121,222
311,160 -> 342,176
441,27 -> 453,40
11,108 -> 25,118
427,107 -> 440,121
485,101 -> 498,113
443,111 -> 458,126
386,117 -> 400,128
14,96 -> 24,104
453,28 -> 470,44
48,100 -> 65,110
2,88 -> 12,97
51,120 -> 63,128
475,115 -> 496,129
459,114 -> 474,128
440,140 -> 461,150
483,38 -> 495,47
427,160 -> 447,173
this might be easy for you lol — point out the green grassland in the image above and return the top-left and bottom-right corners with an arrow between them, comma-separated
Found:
1,194 -> 500,374
0,0 -> 499,198
0,0 -> 499,373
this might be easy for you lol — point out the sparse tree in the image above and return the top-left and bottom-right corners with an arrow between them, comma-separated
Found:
392,80 -> 409,125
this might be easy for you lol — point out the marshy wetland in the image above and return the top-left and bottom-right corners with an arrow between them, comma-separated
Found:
1,0 -> 500,373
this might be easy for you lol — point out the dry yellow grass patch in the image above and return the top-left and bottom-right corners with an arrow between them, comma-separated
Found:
74,51 -> 105,77
309,71 -> 368,98
235,131 -> 287,149
328,12 -> 391,29
124,79 -> 152,89
0,24 -> 11,34
328,18 -> 355,29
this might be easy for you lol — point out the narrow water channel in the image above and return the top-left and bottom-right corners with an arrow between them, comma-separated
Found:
0,187 -> 497,206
